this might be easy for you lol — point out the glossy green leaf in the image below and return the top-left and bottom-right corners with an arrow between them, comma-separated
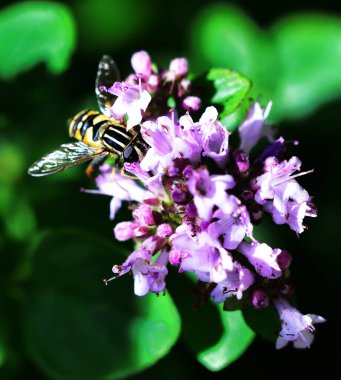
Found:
191,67 -> 251,131
219,97 -> 253,132
0,2 -> 76,79
168,273 -> 254,371
197,308 -> 254,371
207,68 -> 252,120
23,230 -> 181,380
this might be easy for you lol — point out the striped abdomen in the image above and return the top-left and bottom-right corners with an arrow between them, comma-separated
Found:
69,110 -> 136,155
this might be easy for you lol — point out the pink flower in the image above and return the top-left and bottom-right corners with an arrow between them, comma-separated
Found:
108,81 -> 151,130
168,58 -> 188,79
140,115 -> 201,175
92,51 -> 323,348
274,297 -> 326,349
131,50 -> 152,79
111,237 -> 168,296
171,225 -> 233,283
254,156 -> 315,233
208,195 -> 253,250
238,241 -> 282,279
200,107 -> 230,168
182,96 -> 201,111
185,166 -> 235,221
211,263 -> 254,302
83,165 -> 149,220
239,101 -> 274,153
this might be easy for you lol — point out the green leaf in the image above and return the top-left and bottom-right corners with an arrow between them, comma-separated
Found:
197,308 -> 254,371
207,68 -> 252,121
168,273 -> 254,371
0,2 -> 76,79
191,67 -> 251,131
208,69 -> 251,109
23,230 -> 181,380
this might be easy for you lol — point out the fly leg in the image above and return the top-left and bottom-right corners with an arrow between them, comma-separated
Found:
85,155 -> 108,178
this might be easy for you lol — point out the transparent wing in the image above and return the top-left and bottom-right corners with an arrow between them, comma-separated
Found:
28,142 -> 106,177
95,55 -> 121,117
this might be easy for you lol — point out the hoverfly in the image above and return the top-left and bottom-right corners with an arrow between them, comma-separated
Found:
28,55 -> 147,177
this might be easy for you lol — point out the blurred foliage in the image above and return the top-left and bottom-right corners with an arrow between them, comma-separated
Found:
191,4 -> 341,120
74,0 -> 151,54
0,0 -> 339,378
0,2 -> 76,79
24,230 -> 181,379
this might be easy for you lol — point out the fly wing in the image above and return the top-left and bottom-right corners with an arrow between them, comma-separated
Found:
95,55 -> 121,117
28,141 -> 106,177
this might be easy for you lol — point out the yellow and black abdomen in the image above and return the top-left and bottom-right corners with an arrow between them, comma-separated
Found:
69,110 -> 112,150
69,109 -> 138,156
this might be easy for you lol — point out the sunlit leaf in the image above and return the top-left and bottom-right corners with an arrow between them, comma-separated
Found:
0,2 -> 76,79
197,308 -> 254,371
191,68 -> 251,131
23,230 -> 181,380
168,273 -> 254,371
207,68 -> 252,129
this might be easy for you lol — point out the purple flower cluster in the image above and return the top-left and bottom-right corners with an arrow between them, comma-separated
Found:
93,51 -> 325,349
101,50 -> 200,130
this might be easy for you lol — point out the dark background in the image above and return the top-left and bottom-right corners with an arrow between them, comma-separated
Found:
0,0 -> 340,378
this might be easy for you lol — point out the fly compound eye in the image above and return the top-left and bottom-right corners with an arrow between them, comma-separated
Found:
123,145 -> 139,163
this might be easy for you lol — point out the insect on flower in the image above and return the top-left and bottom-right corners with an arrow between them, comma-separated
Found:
28,55 -> 148,177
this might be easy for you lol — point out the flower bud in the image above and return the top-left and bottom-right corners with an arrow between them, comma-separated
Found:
186,202 -> 197,218
276,250 -> 292,270
114,222 -> 138,241
182,96 -> 201,111
131,50 -> 152,78
252,289 -> 270,309
169,58 -> 188,78
233,150 -> 250,174
133,204 -> 155,226
171,189 -> 187,204
157,223 -> 173,238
